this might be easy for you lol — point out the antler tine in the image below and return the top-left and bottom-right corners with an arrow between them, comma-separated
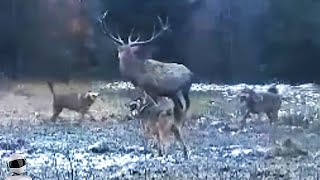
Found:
129,16 -> 170,46
99,10 -> 125,45
127,28 -> 143,45
116,32 -> 125,44
128,27 -> 135,44
151,25 -> 156,37
133,35 -> 141,43
129,34 -> 141,45
157,16 -> 170,30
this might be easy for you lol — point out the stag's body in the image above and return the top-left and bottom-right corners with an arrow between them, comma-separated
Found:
99,11 -> 193,126
126,96 -> 188,158
240,86 -> 282,126
120,59 -> 192,96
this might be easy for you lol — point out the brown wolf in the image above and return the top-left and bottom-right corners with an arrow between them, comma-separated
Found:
47,81 -> 99,122
125,95 -> 188,159
239,85 -> 282,127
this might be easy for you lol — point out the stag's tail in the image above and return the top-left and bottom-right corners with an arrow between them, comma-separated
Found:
267,85 -> 278,94
47,81 -> 56,99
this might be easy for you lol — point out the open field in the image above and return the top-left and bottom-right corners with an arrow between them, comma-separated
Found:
0,80 -> 320,179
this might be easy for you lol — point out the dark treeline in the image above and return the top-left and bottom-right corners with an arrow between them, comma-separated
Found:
0,0 -> 319,84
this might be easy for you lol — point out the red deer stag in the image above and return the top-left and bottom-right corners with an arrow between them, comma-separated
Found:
99,11 -> 193,126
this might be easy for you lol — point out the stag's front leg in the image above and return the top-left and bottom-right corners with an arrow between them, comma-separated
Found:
171,125 -> 188,159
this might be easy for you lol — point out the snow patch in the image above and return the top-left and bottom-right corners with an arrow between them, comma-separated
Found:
93,81 -> 319,97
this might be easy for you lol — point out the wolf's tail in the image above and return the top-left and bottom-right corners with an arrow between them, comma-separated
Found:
47,81 -> 56,99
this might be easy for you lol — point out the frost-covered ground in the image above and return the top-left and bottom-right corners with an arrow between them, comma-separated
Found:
0,81 -> 320,179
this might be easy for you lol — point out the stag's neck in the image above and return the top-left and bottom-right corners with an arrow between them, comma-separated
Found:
119,58 -> 145,82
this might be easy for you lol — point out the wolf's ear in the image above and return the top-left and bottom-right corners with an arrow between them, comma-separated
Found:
85,91 -> 99,99
141,97 -> 147,105
90,92 -> 99,98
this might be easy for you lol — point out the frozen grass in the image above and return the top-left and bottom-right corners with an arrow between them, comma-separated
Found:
0,80 -> 320,179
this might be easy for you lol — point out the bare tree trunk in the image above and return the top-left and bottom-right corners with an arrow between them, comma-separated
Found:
11,0 -> 19,79
226,2 -> 233,83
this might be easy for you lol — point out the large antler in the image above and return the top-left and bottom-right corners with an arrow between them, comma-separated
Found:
127,16 -> 170,46
99,10 -> 125,45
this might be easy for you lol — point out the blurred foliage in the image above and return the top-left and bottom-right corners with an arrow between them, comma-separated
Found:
1,0 -> 320,83
262,0 -> 320,83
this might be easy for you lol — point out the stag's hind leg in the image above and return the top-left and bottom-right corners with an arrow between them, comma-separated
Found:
171,124 -> 188,159
182,84 -> 192,112
172,95 -> 185,126
174,91 -> 185,110
183,92 -> 190,112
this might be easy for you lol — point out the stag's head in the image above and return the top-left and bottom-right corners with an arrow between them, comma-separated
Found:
99,10 -> 169,61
